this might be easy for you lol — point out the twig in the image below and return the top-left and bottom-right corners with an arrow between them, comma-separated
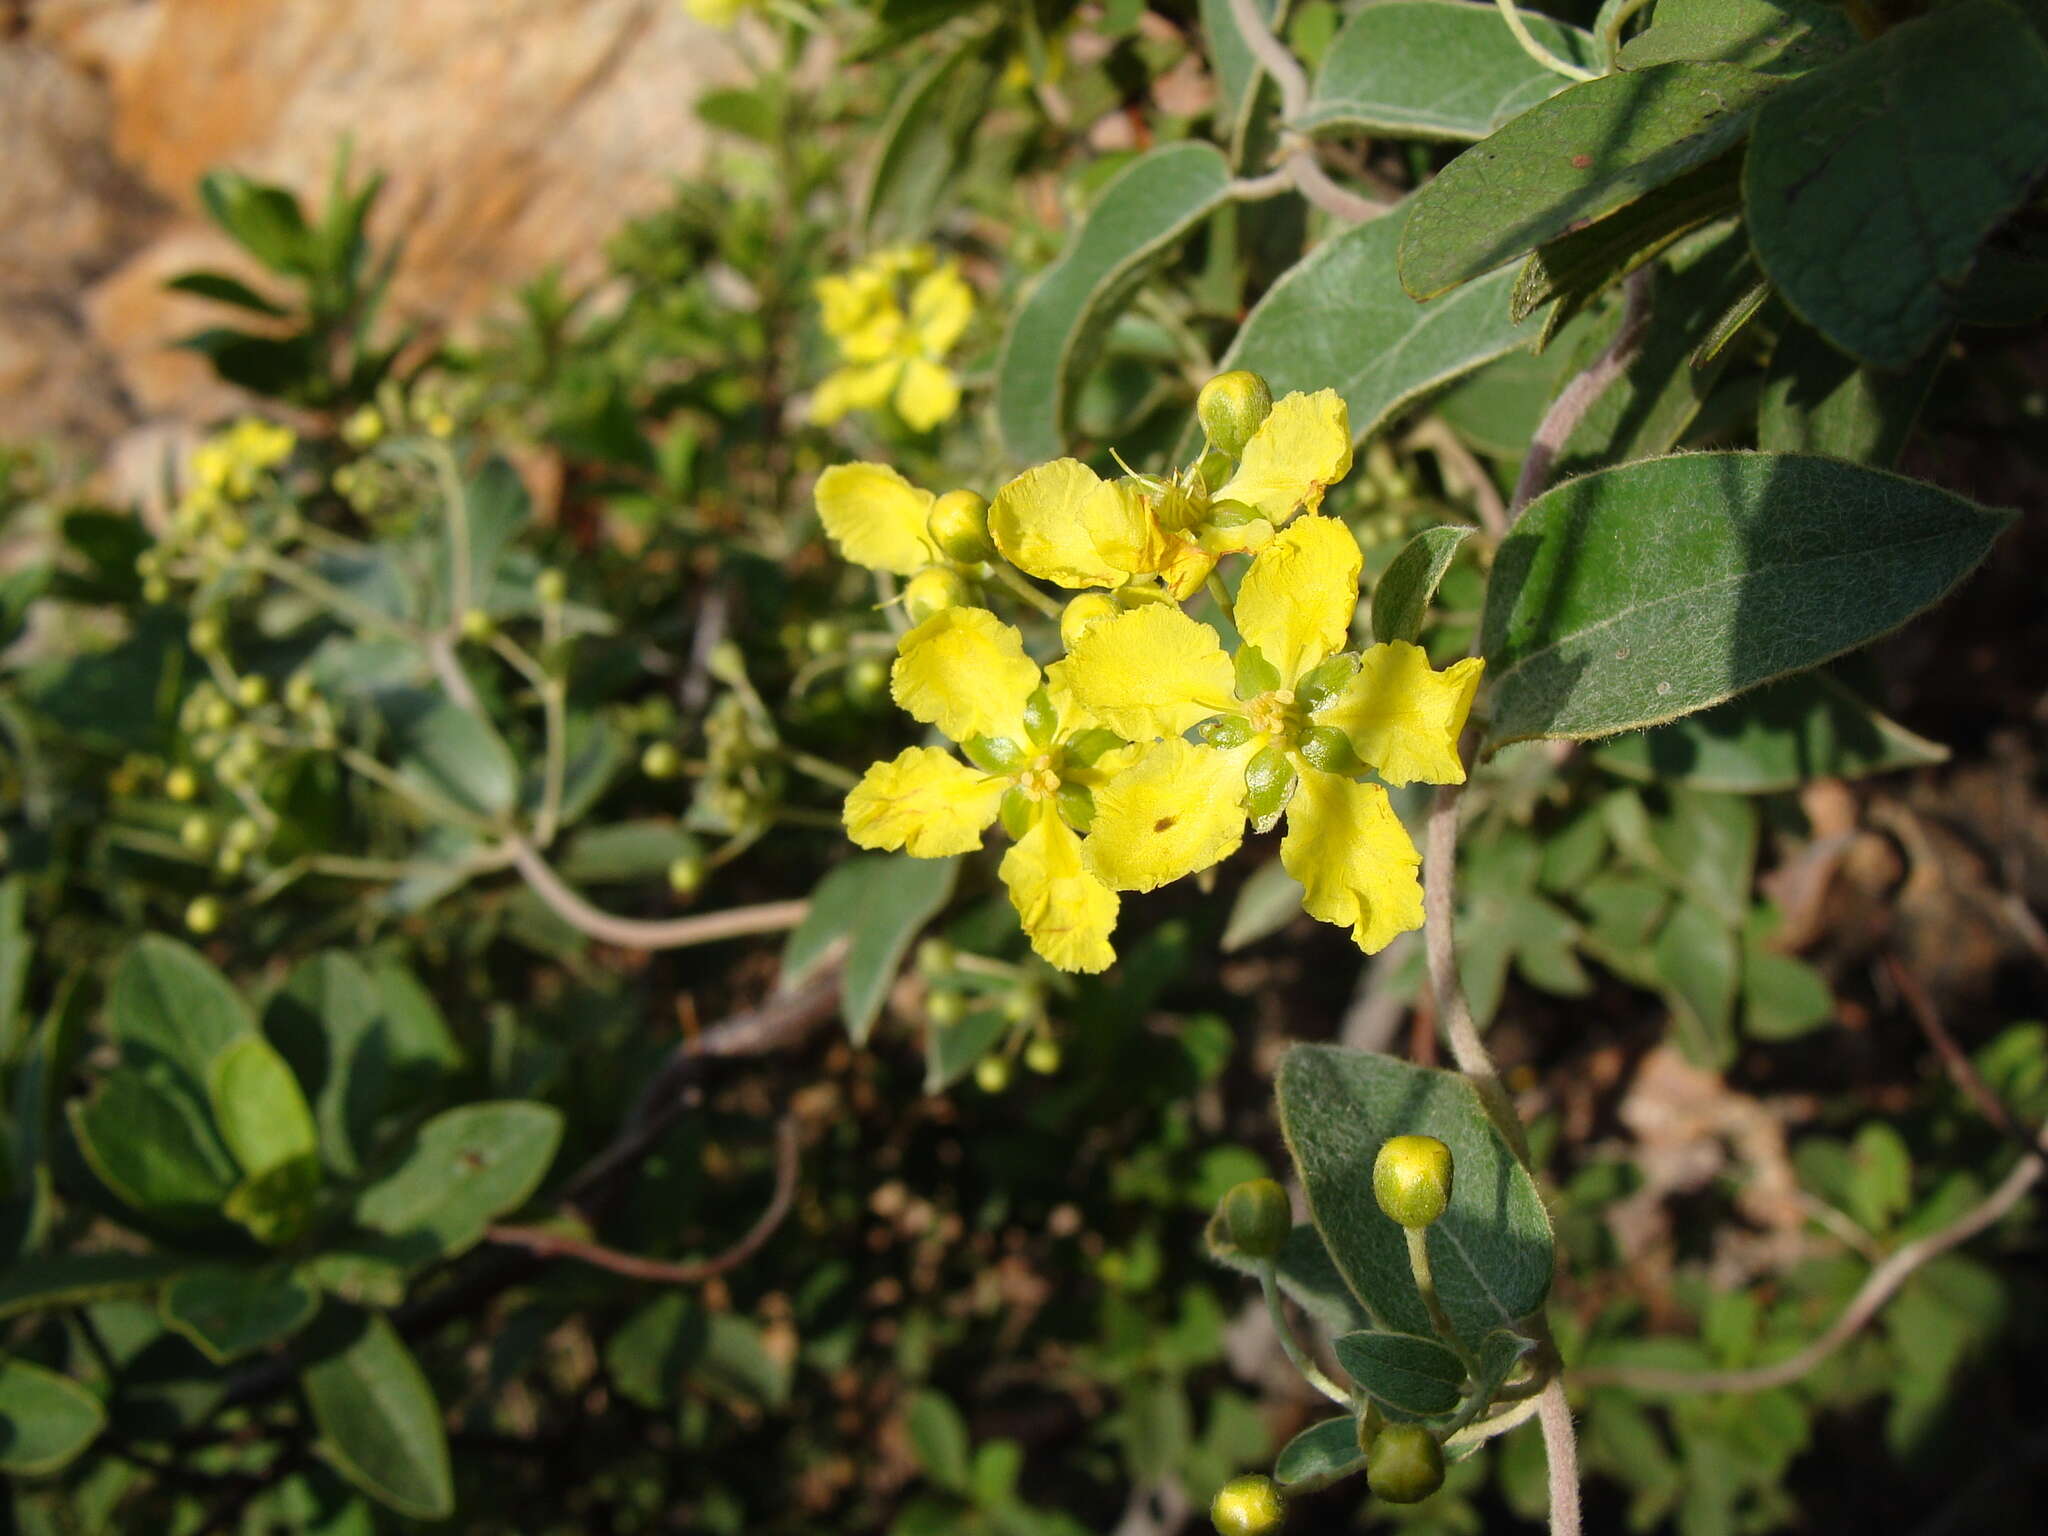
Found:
1887,954 -> 2043,1164
1575,1133 -> 2044,1395
1537,1379 -> 1583,1536
1287,149 -> 1389,224
488,1115 -> 800,1283
1494,0 -> 1598,82
1227,0 -> 1308,118
1225,0 -> 1388,225
1509,268 -> 1654,520
504,835 -> 809,951
1406,419 -> 1508,539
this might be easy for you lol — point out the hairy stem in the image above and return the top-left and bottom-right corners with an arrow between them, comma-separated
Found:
1259,1262 -> 1355,1408
504,834 -> 808,950
1537,1379 -> 1583,1536
1494,0 -> 1598,82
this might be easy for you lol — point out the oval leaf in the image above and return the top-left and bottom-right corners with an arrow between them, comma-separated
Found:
68,1074 -> 237,1227
0,1253 -> 183,1322
1302,1 -> 1595,142
160,1263 -> 318,1364
1398,62 -> 1775,300
208,1036 -> 319,1178
380,690 -> 518,820
783,853 -> 959,1047
1274,1046 -> 1553,1344
995,142 -> 1233,462
1478,453 -> 2012,748
113,935 -> 256,1098
353,1101 -> 562,1268
0,1357 -> 105,1477
1274,1415 -> 1366,1488
1332,1329 -> 1466,1419
1371,525 -> 1474,645
1744,0 -> 2048,370
301,1310 -> 453,1519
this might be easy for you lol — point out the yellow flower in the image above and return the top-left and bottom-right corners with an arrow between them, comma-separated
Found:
191,417 -> 295,502
1054,515 -> 1482,953
813,462 -> 941,576
843,608 -> 1132,973
986,389 -> 1352,600
813,246 -> 973,432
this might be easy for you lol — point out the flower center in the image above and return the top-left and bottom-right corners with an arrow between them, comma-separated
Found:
1245,688 -> 1298,742
1015,753 -> 1060,801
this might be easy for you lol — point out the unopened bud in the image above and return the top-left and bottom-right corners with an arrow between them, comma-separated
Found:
927,489 -> 994,564
641,742 -> 683,781
1373,1135 -> 1453,1229
927,989 -> 968,1028
180,814 -> 216,854
903,566 -> 972,626
185,895 -> 223,936
1210,1473 -> 1285,1536
1059,591 -> 1118,649
1366,1423 -> 1444,1504
1023,1037 -> 1062,1075
459,608 -> 495,643
535,568 -> 567,607
1196,370 -> 1273,459
1219,1178 -> 1290,1260
916,938 -> 957,977
235,675 -> 270,709
973,1053 -> 1011,1093
164,766 -> 200,802
667,853 -> 706,897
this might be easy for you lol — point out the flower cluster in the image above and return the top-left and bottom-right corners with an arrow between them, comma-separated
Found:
811,245 -> 973,432
821,373 -> 1481,973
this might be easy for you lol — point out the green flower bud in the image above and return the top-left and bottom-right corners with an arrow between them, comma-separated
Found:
1219,1178 -> 1290,1260
805,619 -> 846,656
1197,370 -> 1274,459
847,655 -> 890,703
1001,987 -> 1040,1025
1023,1036 -> 1062,1075
1210,1473 -> 1285,1536
1059,591 -> 1119,649
535,567 -> 567,607
903,565 -> 972,626
184,895 -> 223,936
459,607 -> 495,643
164,766 -> 200,802
915,937 -> 957,977
179,814 -> 216,854
285,670 -> 319,712
1365,1423 -> 1444,1504
973,1053 -> 1011,1093
142,575 -> 171,605
667,853 -> 707,897
235,675 -> 270,710
641,741 -> 683,781
189,616 -> 224,654
927,489 -> 995,563
341,404 -> 385,448
203,696 -> 238,733
225,816 -> 264,854
1373,1134 -> 1453,1229
1355,1402 -> 1385,1455
927,988 -> 968,1028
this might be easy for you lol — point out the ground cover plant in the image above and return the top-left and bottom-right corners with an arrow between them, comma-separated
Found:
3,0 -> 2047,1531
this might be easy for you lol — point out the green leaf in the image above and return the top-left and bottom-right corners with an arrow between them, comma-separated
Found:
1301,0 -> 1595,142
448,455 -> 532,618
1741,945 -> 1833,1042
0,1253 -> 181,1322
1220,858 -> 1307,952
1399,62 -> 1776,299
197,169 -> 312,275
1274,1415 -> 1365,1487
995,143 -> 1233,462
858,32 -> 995,244
68,1073 -> 238,1227
1647,788 -> 1757,927
1743,1 -> 2048,370
1478,453 -> 2012,748
0,1356 -> 105,1476
557,820 -> 700,885
783,854 -> 959,1046
264,951 -> 389,1179
164,269 -> 289,317
300,1310 -> 454,1519
604,1292 -> 707,1410
1757,321 -> 1944,467
1654,897 -> 1741,1070
1372,526 -> 1475,646
0,878 -> 29,1064
1207,1218 -> 1373,1338
1847,1122 -> 1913,1234
208,1036 -> 319,1178
1333,1330 -> 1466,1419
352,1101 -> 562,1268
1212,195 -> 1531,453
1201,0 -> 1281,154
1594,669 -> 1946,793
1618,0 -> 1856,73
174,328 -> 319,398
905,1389 -> 973,1493
1275,1046 -> 1553,1342
379,689 -> 518,820
112,935 -> 256,1101
160,1263 -> 318,1364
923,1006 -> 1010,1093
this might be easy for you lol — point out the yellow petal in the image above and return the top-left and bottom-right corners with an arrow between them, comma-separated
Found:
1316,643 -> 1483,787
1049,603 -> 1237,741
1235,515 -> 1363,684
1215,388 -> 1354,522
1083,737 -> 1250,892
894,356 -> 961,432
1280,770 -> 1423,953
813,461 -> 937,576
816,269 -> 887,338
1080,477 -> 1171,577
1001,808 -> 1119,974
908,263 -> 974,357
811,358 -> 903,423
844,746 -> 1003,857
989,459 -> 1126,590
891,606 -> 1041,744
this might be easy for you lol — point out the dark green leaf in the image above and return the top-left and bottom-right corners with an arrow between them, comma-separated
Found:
1275,1046 -> 1553,1342
0,1356 -> 104,1476
1618,0 -> 1856,73
0,1253 -> 182,1321
557,820 -> 700,885
1743,1 -> 2048,369
859,34 -> 995,244
378,689 -> 518,820
1757,321 -> 1945,467
160,1263 -> 318,1364
783,854 -> 959,1046
1274,1415 -> 1366,1487
113,935 -> 256,1101
1206,1218 -> 1372,1337
68,1073 -> 237,1226
1479,453 -> 2012,747
995,143 -> 1234,462
1301,0 -> 1594,142
923,1006 -> 1010,1093
1594,669 -> 1946,793
265,951 -> 389,1179
1741,911 -> 1834,1041
1201,0 -> 1282,153
174,328 -> 318,398
1333,1329 -> 1466,1419
300,1310 -> 453,1519
1372,526 -> 1474,645
198,169 -> 312,275
1399,62 -> 1775,299
905,1389 -> 973,1492
605,1292 -> 706,1410
165,270 -> 289,317
352,1101 -> 562,1268
1212,195 -> 1531,453
1655,898 -> 1741,1070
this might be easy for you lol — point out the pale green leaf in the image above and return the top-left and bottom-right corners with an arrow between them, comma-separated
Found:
783,853 -> 959,1047
1274,1415 -> 1365,1487
208,1036 -> 318,1178
379,689 -> 518,820
0,1356 -> 104,1476
1371,525 -> 1474,646
112,935 -> 255,1101
1220,857 -> 1306,952
301,1310 -> 453,1519
1655,897 -> 1741,1070
353,1101 -> 562,1267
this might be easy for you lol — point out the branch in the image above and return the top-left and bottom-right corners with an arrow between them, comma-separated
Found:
1508,269 -> 1654,520
1224,0 -> 1388,224
1228,0 -> 1308,118
504,835 -> 808,951
488,1115 -> 801,1284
